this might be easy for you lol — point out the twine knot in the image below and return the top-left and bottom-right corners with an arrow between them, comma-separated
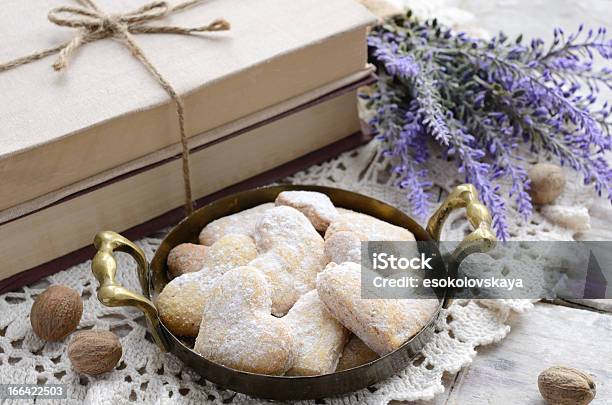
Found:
0,0 -> 231,215
46,0 -> 229,73
100,15 -> 122,33
48,1 -> 169,32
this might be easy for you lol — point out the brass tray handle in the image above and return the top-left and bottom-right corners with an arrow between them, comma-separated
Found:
426,184 -> 497,308
92,231 -> 170,351
426,184 -> 497,259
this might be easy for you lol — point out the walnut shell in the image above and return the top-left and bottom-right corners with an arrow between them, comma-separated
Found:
68,330 -> 122,375
528,163 -> 566,205
30,285 -> 83,341
538,366 -> 596,405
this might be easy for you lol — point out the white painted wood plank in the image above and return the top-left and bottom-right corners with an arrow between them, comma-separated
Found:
444,303 -> 612,404
563,299 -> 612,313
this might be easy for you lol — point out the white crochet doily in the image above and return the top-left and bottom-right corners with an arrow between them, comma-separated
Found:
0,140 -> 592,405
0,1 -> 601,403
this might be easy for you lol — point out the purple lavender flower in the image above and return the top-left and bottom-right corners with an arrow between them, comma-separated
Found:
368,36 -> 420,79
367,77 -> 432,219
366,13 -> 612,240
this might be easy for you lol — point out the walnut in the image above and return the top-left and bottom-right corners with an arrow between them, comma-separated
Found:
68,330 -> 122,375
30,285 -> 83,341
538,366 -> 596,405
528,163 -> 566,204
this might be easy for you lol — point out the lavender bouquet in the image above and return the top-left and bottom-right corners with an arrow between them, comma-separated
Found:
365,11 -> 612,240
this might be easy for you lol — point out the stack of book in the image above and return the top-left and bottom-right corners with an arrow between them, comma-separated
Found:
0,0 -> 377,290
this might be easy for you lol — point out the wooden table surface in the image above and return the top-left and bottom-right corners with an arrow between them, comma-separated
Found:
396,300 -> 612,404
397,200 -> 612,404
391,1 -> 612,403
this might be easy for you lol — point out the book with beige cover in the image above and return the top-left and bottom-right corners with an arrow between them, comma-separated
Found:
0,0 -> 376,211
0,78 -> 371,289
0,0 -> 377,287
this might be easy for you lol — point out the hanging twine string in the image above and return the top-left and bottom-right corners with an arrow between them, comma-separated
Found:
0,0 -> 231,215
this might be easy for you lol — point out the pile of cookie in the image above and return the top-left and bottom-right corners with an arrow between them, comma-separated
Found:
156,191 -> 438,376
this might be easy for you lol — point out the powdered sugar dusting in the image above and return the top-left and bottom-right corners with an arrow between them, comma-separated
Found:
336,335 -> 379,371
249,251 -> 299,316
275,191 -> 340,231
252,206 -> 325,314
166,243 -> 208,277
324,231 -> 362,264
284,290 -> 349,375
325,212 -> 416,242
156,234 -> 258,337
198,203 -> 274,245
194,266 -> 296,375
317,262 -> 438,356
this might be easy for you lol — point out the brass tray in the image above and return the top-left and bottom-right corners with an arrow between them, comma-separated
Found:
91,184 -> 495,400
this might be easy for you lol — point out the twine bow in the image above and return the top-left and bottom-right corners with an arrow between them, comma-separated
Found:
0,0 -> 231,215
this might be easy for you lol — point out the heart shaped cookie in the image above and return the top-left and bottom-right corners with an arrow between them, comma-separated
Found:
324,230 -> 362,265
198,203 -> 274,245
275,190 -> 339,231
323,212 -> 416,267
252,206 -> 325,315
325,212 -> 415,242
166,243 -> 209,277
194,266 -> 296,375
336,335 -> 379,371
284,290 -> 349,376
157,234 -> 258,336
316,262 -> 439,356
248,251 -> 300,317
